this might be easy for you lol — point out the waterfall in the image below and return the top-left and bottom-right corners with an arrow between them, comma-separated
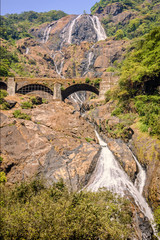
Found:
83,51 -> 94,76
25,47 -> 29,55
67,14 -> 106,44
52,52 -> 64,78
68,15 -> 82,44
132,151 -> 146,195
42,25 -> 51,43
86,131 -> 160,238
89,15 -> 107,41
69,91 -> 86,108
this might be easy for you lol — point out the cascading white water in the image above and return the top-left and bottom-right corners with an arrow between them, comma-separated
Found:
69,91 -> 86,107
52,52 -> 64,78
25,47 -> 29,55
89,15 -> 107,41
42,25 -> 51,43
132,151 -> 146,195
86,131 -> 160,239
87,131 -> 155,222
67,14 -> 106,44
83,51 -> 94,76
68,15 -> 82,44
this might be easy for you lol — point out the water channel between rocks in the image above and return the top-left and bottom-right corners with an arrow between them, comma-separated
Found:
69,91 -> 159,239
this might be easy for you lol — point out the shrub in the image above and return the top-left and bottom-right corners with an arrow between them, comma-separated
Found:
0,180 -> 134,239
85,137 -> 94,142
0,156 -> 3,163
0,101 -> 10,110
134,95 -> 160,136
154,206 -> 160,236
85,78 -> 90,84
106,66 -> 116,72
111,107 -> 124,116
13,110 -> 31,120
0,172 -> 7,183
93,78 -> 101,88
0,89 -> 8,98
21,101 -> 33,109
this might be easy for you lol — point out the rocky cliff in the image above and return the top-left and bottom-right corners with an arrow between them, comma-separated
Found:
2,13 -> 129,79
0,97 -> 101,191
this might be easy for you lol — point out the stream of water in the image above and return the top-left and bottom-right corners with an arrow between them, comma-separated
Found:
86,131 -> 159,239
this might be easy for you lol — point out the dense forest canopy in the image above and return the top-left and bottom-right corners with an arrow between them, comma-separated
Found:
0,10 -> 67,40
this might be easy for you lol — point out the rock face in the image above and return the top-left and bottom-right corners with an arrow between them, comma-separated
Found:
14,13 -> 129,79
94,2 -> 136,24
83,101 -> 137,182
129,128 -> 160,210
0,101 -> 100,191
83,99 -> 160,212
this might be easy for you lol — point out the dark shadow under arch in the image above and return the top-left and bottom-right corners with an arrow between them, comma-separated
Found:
16,84 -> 53,96
61,84 -> 99,101
0,82 -> 7,91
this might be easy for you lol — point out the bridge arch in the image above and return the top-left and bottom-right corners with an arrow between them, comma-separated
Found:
61,83 -> 99,101
0,81 -> 7,91
16,84 -> 53,99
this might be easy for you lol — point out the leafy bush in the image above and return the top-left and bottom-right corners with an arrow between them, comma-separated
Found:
154,206 -> 160,236
0,89 -> 8,99
85,137 -> 94,142
0,156 -> 3,163
0,101 -> 10,110
13,110 -> 31,120
134,95 -> 160,136
0,179 -> 134,239
106,66 -> 116,72
93,78 -> 102,88
21,101 -> 33,109
0,172 -> 7,183
85,77 -> 90,84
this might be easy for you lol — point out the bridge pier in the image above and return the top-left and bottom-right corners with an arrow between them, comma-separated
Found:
53,83 -> 62,101
99,73 -> 119,100
7,78 -> 16,96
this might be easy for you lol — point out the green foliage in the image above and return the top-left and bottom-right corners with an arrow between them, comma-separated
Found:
60,86 -> 65,91
115,29 -> 125,40
119,27 -> 160,96
134,95 -> 160,136
93,78 -> 102,88
106,66 -> 116,72
0,172 -> 7,183
105,28 -> 160,138
0,10 -> 67,41
85,137 -> 94,142
92,0 -> 160,40
0,46 -> 18,76
154,206 -> 160,236
13,110 -> 31,120
21,101 -> 33,109
0,90 -> 10,109
111,106 -> 124,116
0,156 -> 3,163
0,179 -> 134,239
85,77 -> 91,84
0,89 -> 8,99
106,112 -> 136,139
0,101 -> 10,110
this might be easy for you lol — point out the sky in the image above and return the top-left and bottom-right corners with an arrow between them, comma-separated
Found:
1,0 -> 98,15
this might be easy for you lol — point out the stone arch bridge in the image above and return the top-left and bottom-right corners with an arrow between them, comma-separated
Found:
0,74 -> 119,100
